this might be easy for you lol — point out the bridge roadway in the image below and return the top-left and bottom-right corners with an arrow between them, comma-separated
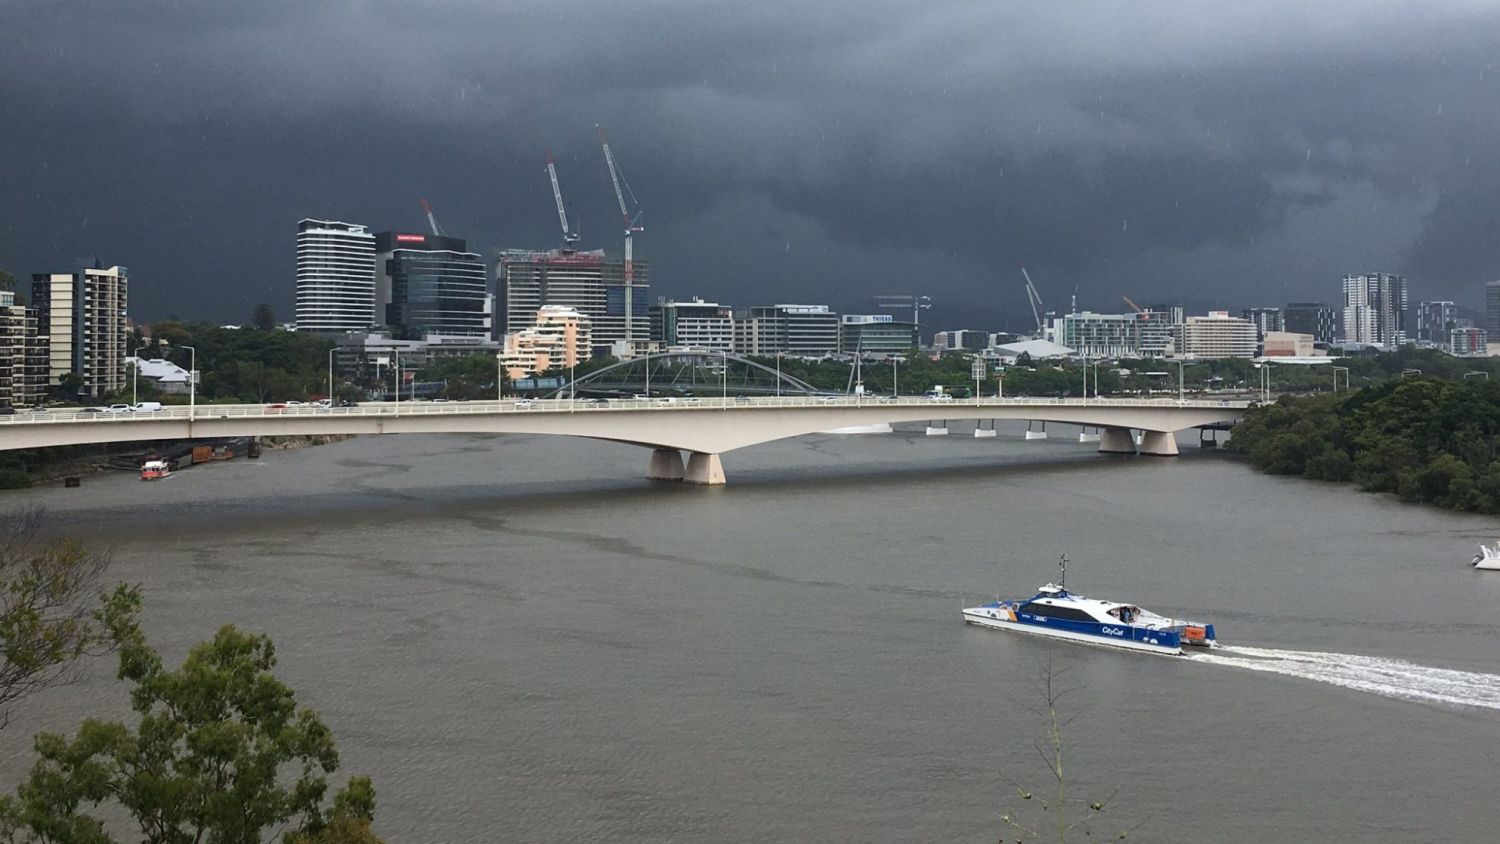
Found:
0,395 -> 1249,485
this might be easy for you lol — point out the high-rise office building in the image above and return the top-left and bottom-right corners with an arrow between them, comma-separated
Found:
1240,307 -> 1284,335
30,262 -> 128,399
498,248 -> 649,354
1416,301 -> 1459,346
1341,273 -> 1408,347
1283,303 -> 1336,346
374,232 -> 489,339
1487,281 -> 1500,341
296,219 -> 377,334
649,298 -> 734,351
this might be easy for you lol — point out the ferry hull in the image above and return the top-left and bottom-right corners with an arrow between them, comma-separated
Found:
962,609 -> 1186,656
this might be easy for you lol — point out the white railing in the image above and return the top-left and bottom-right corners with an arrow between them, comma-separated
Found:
0,395 -> 1252,426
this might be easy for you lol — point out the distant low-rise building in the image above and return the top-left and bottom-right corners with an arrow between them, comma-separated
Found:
1176,311 -> 1258,359
500,306 -> 592,380
649,298 -> 734,351
127,357 -> 192,394
842,315 -> 917,356
1261,331 -> 1318,358
732,304 -> 840,358
1450,326 -> 1488,356
931,328 -> 988,352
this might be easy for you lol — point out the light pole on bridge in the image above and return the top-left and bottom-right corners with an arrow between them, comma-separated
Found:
182,345 -> 197,421
1332,365 -> 1350,392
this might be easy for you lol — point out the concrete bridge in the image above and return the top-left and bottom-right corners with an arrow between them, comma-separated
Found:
0,396 -> 1248,484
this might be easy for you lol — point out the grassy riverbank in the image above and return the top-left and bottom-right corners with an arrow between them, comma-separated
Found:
1228,375 -> 1500,514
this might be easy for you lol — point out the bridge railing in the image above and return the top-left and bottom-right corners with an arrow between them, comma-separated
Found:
0,395 -> 1253,426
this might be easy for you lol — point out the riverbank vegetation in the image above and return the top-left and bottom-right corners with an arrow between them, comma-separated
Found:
1228,375 -> 1500,514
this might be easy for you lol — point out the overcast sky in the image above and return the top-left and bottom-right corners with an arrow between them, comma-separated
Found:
4,0 -> 1499,330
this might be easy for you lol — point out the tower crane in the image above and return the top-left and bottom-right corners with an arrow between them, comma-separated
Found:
1122,295 -> 1150,319
1021,266 -> 1047,337
420,197 -> 444,237
597,124 -> 645,345
546,152 -> 581,247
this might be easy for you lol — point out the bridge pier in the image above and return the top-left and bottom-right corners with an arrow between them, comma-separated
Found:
1137,430 -> 1180,457
974,419 -> 997,438
684,452 -> 726,485
1097,427 -> 1136,454
1025,421 -> 1047,440
647,448 -> 686,481
925,420 -> 948,436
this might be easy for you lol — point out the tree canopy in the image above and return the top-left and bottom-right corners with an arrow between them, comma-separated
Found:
0,621 -> 382,843
1229,376 -> 1500,513
0,509 -> 139,729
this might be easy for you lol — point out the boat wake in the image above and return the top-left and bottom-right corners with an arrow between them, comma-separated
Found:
1189,645 -> 1500,711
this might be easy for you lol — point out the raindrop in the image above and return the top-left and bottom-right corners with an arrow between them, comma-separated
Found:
784,241 -> 791,253
1121,218 -> 1128,233
1437,102 -> 1444,115
1306,148 -> 1312,162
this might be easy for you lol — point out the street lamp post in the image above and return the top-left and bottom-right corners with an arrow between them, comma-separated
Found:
327,347 -> 336,408
1175,359 -> 1185,404
182,345 -> 196,421
1332,365 -> 1350,392
721,350 -> 728,406
891,357 -> 900,398
496,353 -> 504,401
776,352 -> 782,399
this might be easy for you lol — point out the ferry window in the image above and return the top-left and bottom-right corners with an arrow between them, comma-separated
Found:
1019,603 -> 1094,622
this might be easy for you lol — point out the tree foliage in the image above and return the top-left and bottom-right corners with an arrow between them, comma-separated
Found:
0,621 -> 382,844
142,322 -> 335,403
1229,376 -> 1500,513
0,509 -> 139,728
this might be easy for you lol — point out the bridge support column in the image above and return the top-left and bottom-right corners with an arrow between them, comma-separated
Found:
1078,426 -> 1100,443
1138,430 -> 1180,457
973,419 -> 996,438
925,421 -> 948,436
647,448 -> 686,481
684,452 -> 726,485
1025,421 -> 1047,440
1098,427 -> 1136,454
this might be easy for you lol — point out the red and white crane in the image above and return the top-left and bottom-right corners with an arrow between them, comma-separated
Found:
546,151 -> 581,247
420,197 -> 444,237
597,124 -> 645,344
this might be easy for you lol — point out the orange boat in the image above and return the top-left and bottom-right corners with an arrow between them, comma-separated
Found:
141,458 -> 171,481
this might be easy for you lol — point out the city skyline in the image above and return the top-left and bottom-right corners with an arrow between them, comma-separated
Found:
4,2 -> 1500,327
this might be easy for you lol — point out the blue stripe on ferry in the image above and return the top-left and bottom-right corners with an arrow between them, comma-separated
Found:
1013,612 -> 1182,649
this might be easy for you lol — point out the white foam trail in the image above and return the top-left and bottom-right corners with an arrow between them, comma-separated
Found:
1189,645 -> 1500,711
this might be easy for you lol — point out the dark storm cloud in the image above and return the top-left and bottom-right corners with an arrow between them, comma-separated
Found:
3,1 -> 1499,324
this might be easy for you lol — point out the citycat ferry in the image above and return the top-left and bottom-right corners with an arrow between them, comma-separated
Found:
961,557 -> 1217,656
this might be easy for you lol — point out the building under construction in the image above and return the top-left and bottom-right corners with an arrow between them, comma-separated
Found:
498,248 -> 650,356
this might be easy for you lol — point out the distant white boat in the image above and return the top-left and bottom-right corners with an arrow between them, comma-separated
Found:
1473,541 -> 1500,570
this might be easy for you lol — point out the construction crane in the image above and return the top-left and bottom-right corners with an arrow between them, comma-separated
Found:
1021,266 -> 1046,336
546,152 -> 580,247
597,125 -> 645,346
1122,296 -> 1155,320
420,197 -> 444,237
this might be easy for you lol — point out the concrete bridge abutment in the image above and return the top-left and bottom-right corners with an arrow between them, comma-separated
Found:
1097,427 -> 1136,454
1137,430 -> 1180,456
684,452 -> 726,485
647,448 -> 686,481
